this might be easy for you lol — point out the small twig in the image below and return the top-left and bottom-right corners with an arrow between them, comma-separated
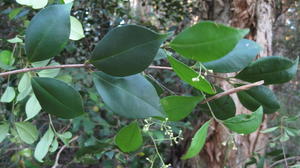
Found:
200,80 -> 264,104
51,136 -> 79,168
270,156 -> 300,168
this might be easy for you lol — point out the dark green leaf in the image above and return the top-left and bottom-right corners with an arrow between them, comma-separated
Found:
93,72 -> 164,119
115,121 -> 143,152
181,120 -> 211,160
25,3 -> 72,62
170,21 -> 249,62
203,39 -> 261,73
236,56 -> 299,84
167,56 -> 215,94
15,122 -> 39,144
31,77 -> 84,119
161,95 -> 203,121
223,106 -> 263,134
90,25 -> 169,76
200,87 -> 236,120
145,75 -> 164,95
237,85 -> 280,114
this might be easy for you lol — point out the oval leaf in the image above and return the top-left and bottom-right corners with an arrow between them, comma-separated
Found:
15,122 -> 39,144
25,94 -> 42,120
236,85 -> 280,114
34,127 -> 54,162
90,25 -> 169,76
69,16 -> 85,40
170,21 -> 249,62
223,106 -> 263,134
0,86 -> 16,103
31,77 -> 85,119
25,3 -> 72,62
93,72 -> 164,119
0,123 -> 9,143
236,56 -> 299,84
181,120 -> 211,160
161,95 -> 203,121
203,39 -> 261,73
167,56 -> 215,94
115,121 -> 143,152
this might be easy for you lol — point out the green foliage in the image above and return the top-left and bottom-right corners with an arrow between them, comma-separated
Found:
115,121 -> 143,152
0,86 -> 16,103
69,16 -> 85,41
15,122 -> 39,144
170,21 -> 249,62
90,25 -> 169,76
31,77 -> 84,119
34,127 -> 54,162
0,123 -> 9,143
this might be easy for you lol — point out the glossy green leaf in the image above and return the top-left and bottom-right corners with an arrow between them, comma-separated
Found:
161,95 -> 203,121
167,56 -> 215,94
90,25 -> 169,76
69,16 -> 85,40
34,127 -> 54,162
0,123 -> 9,143
31,77 -> 84,119
25,3 -> 72,62
93,72 -> 164,119
200,87 -> 236,120
115,121 -> 143,152
223,106 -> 263,134
236,56 -> 299,84
0,86 -> 16,103
203,39 -> 261,73
237,85 -> 280,114
25,94 -> 42,120
170,21 -> 249,62
15,122 -> 39,144
181,120 -> 211,160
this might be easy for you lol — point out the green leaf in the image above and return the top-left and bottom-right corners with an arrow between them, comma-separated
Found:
16,0 -> 48,9
260,127 -> 278,133
181,120 -> 211,160
69,16 -> 85,40
145,75 -> 164,95
17,73 -> 32,101
7,36 -> 23,43
203,39 -> 261,73
31,59 -> 50,67
223,106 -> 263,134
15,122 -> 39,144
25,3 -> 72,62
0,86 -> 16,103
34,127 -> 54,162
161,95 -> 203,121
154,48 -> 168,60
236,85 -> 280,114
31,77 -> 85,119
93,72 -> 164,119
90,25 -> 169,76
200,87 -> 236,120
167,56 -> 215,94
170,21 -> 249,62
25,94 -> 42,120
236,56 -> 299,84
76,142 -> 108,158
0,123 -> 9,143
37,62 -> 60,78
0,50 -> 15,70
9,8 -> 23,20
49,138 -> 58,153
57,131 -> 72,145
115,121 -> 143,152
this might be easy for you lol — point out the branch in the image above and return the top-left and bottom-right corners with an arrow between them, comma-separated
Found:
51,136 -> 79,168
200,80 -> 264,104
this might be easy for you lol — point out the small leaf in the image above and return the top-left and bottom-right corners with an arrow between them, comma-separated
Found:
93,72 -> 164,119
285,127 -> 300,137
7,36 -> 23,43
170,21 -> 249,62
34,127 -> 54,162
0,87 -> 16,103
203,39 -> 261,73
31,77 -> 85,119
0,123 -> 9,143
25,3 -> 72,62
31,59 -> 50,67
16,0 -> 48,9
236,85 -> 280,114
90,25 -> 169,76
15,122 -> 38,144
0,50 -> 15,70
236,56 -> 299,84
167,56 -> 215,94
181,120 -> 211,160
223,106 -> 263,134
37,61 -> 60,78
69,16 -> 85,40
115,121 -> 143,152
260,127 -> 278,133
17,73 -> 32,102
25,94 -> 42,120
161,95 -> 203,121
154,48 -> 168,60
49,138 -> 58,153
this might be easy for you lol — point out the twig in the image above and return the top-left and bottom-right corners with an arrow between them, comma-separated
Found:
270,156 -> 300,168
51,136 -> 79,168
200,80 -> 264,104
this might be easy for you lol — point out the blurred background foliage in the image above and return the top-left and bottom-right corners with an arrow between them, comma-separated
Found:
0,0 -> 299,167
